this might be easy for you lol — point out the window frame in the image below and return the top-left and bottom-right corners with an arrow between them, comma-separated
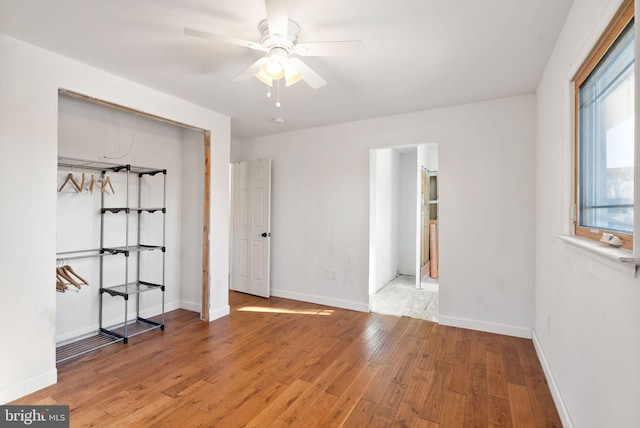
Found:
573,0 -> 635,251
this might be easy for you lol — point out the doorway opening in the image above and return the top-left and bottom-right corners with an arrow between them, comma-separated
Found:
369,143 -> 439,321
229,159 -> 272,298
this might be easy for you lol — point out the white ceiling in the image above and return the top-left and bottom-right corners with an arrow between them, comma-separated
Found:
0,0 -> 573,139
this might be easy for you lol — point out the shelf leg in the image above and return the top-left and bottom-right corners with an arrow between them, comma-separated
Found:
124,295 -> 129,341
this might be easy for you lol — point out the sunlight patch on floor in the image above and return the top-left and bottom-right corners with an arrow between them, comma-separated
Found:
237,306 -> 334,316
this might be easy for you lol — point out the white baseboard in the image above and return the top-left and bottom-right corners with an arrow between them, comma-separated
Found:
207,304 -> 230,321
139,301 -> 181,319
56,326 -> 100,344
270,288 -> 369,312
438,315 -> 532,339
0,369 -> 57,405
180,300 -> 201,313
181,301 -> 229,321
532,329 -> 574,428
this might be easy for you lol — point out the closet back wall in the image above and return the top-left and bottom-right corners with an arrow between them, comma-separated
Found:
56,95 -> 204,342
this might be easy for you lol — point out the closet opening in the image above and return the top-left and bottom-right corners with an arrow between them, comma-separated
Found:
369,143 -> 439,322
55,89 -> 211,361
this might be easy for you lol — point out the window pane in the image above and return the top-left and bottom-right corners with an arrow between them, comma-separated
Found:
579,20 -> 635,234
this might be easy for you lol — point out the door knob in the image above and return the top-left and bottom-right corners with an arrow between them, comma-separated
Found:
261,232 -> 271,237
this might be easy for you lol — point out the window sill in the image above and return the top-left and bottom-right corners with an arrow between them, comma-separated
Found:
557,235 -> 639,277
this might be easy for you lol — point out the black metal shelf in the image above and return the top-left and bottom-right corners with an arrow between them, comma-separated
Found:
101,245 -> 165,257
58,156 -> 166,176
56,332 -> 124,363
56,157 -> 166,362
57,244 -> 164,261
102,207 -> 166,214
101,281 -> 164,298
100,318 -> 164,345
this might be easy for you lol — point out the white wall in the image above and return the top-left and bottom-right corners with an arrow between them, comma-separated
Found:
373,148 -> 400,292
230,137 -> 242,163
371,146 -> 416,292
0,33 -> 230,403
180,129 -> 205,312
398,150 -> 417,276
426,144 -> 439,171
237,94 -> 536,332
535,0 -> 640,426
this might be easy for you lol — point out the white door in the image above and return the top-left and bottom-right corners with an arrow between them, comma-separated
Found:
231,159 -> 271,297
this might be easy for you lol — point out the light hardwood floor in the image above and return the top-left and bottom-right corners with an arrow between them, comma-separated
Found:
13,291 -> 562,427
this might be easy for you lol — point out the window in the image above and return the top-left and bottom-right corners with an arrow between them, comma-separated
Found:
574,0 -> 635,250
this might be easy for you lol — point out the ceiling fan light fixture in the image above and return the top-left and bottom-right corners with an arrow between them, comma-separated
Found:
284,65 -> 303,87
262,58 -> 285,80
254,69 -> 274,87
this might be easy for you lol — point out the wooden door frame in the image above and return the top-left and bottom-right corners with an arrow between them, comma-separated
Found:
201,132 -> 211,320
58,89 -> 212,320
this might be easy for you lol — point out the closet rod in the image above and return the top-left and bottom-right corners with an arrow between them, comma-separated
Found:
56,248 -> 106,262
58,159 -> 124,174
58,156 -> 161,175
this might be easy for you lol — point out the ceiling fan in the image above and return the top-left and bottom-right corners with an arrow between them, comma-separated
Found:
184,0 -> 365,89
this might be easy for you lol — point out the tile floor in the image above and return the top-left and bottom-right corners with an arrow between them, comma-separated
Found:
370,274 -> 439,322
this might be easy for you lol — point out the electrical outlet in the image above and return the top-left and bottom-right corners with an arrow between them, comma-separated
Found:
324,270 -> 336,280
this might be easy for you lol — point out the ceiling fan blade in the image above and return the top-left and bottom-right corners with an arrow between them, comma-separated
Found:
184,27 -> 266,52
232,57 -> 269,82
294,40 -> 366,56
265,0 -> 289,38
290,57 -> 326,89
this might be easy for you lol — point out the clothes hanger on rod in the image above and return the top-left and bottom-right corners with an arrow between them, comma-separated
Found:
55,259 -> 88,291
79,168 -> 86,192
62,264 -> 89,286
56,266 -> 81,289
56,277 -> 68,292
98,173 -> 115,194
58,169 -> 82,193
55,259 -> 69,292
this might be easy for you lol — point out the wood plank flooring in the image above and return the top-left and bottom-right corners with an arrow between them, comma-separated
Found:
12,292 -> 562,427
